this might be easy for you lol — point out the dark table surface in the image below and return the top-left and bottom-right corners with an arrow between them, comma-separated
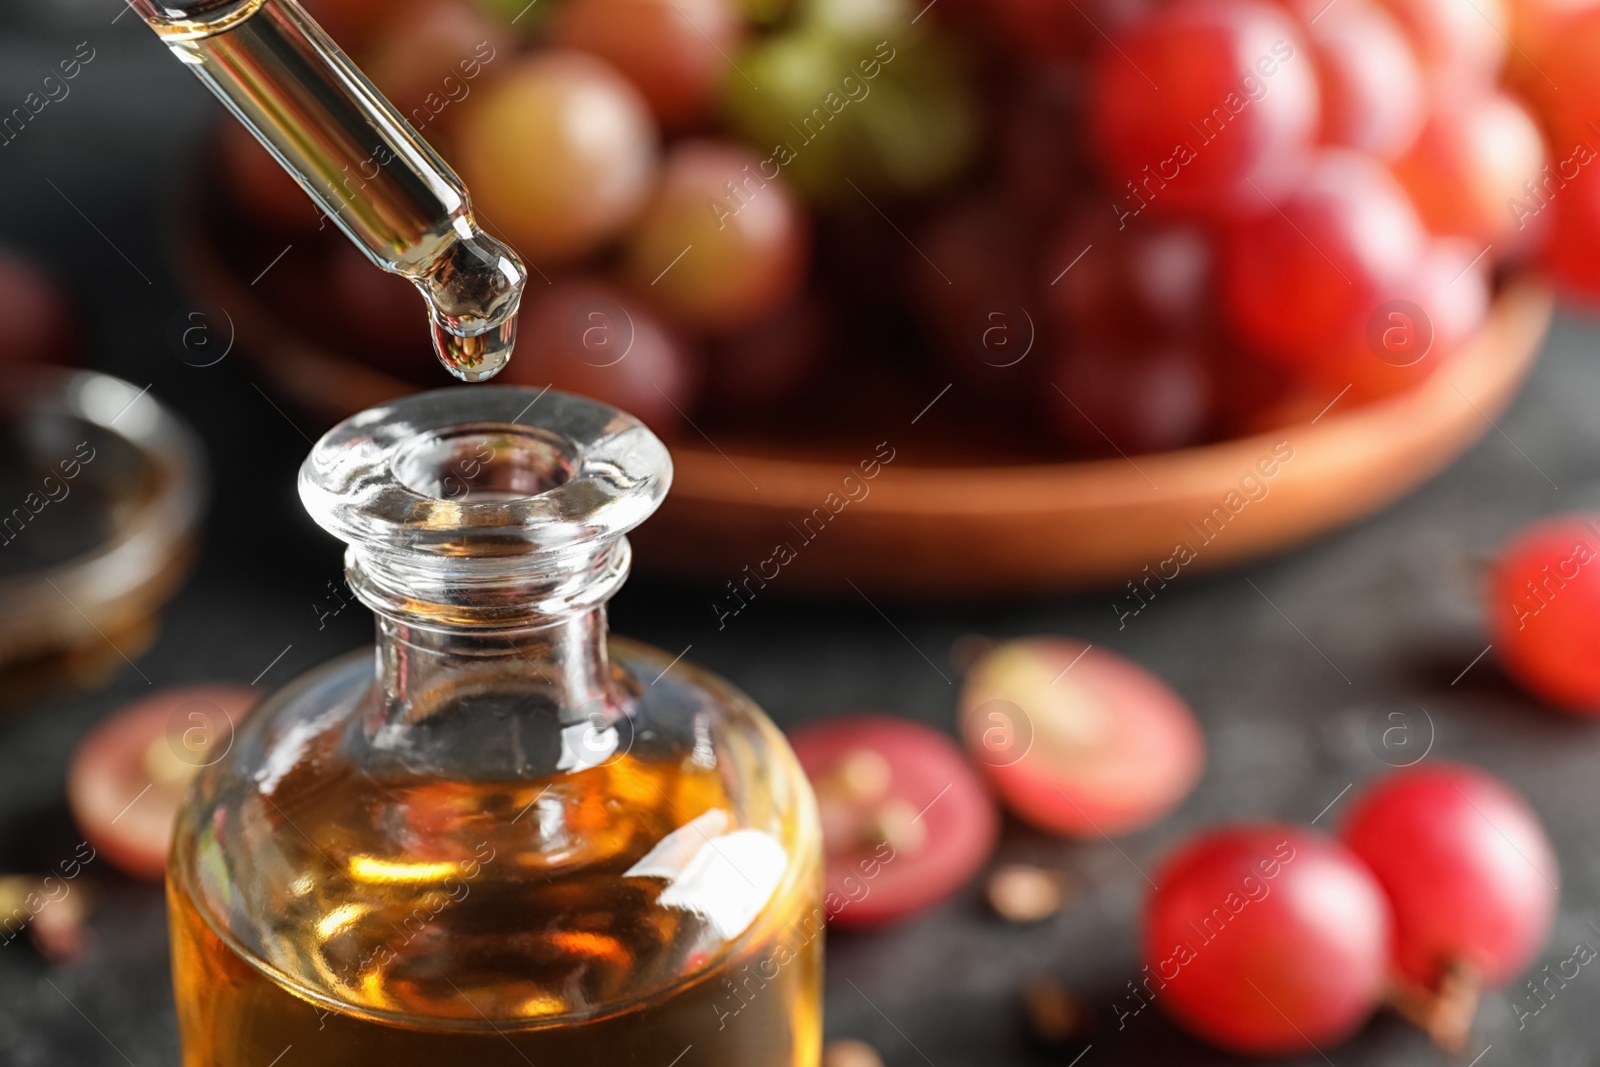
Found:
5,5 -> 1600,1066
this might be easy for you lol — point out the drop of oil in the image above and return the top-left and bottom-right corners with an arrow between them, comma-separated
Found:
429,311 -> 518,383
417,226 -> 526,383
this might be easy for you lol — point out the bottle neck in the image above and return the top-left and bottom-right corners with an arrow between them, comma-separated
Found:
347,538 -> 629,777
372,608 -> 612,723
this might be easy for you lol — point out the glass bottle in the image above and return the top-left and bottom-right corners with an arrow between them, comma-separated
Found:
167,387 -> 824,1065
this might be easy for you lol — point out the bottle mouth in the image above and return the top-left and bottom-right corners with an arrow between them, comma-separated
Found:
390,423 -> 577,503
300,386 -> 671,559
300,387 -> 671,627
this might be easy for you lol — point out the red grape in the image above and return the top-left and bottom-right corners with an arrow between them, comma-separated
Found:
1512,10 -> 1600,293
1415,237 -> 1492,353
1342,764 -> 1558,989
960,638 -> 1204,836
1048,341 -> 1215,454
1511,3 -> 1600,145
948,0 -> 1148,53
1506,0 -> 1600,70
0,248 -> 75,364
1489,514 -> 1600,710
1219,150 -> 1427,381
217,121 -> 324,234
912,197 -> 1040,397
499,278 -> 702,431
70,685 -> 260,880
323,239 -> 437,378
704,295 -> 828,413
1393,90 -> 1546,246
789,715 -> 999,928
556,0 -> 745,128
1540,164 -> 1600,301
989,0 -> 1092,60
1209,343 -> 1300,434
1144,825 -> 1391,1054
1087,0 -> 1319,220
1340,236 -> 1490,399
1300,0 -> 1426,160
1044,208 -> 1214,345
623,140 -> 809,333
301,0 -> 403,48
455,51 -> 659,264
360,0 -> 511,134
994,63 -> 1094,216
1377,0 -> 1508,85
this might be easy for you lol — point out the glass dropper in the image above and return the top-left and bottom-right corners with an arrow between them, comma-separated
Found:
129,0 -> 526,382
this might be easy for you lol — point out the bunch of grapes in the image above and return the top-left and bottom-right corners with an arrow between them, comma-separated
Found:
215,0 -> 972,432
217,0 -> 1597,448
933,0 -> 1584,451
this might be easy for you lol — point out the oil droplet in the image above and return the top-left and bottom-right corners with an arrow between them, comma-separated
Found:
417,226 -> 526,383
430,311 -> 517,383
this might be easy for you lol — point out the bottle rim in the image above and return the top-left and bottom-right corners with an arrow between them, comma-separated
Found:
298,386 -> 672,561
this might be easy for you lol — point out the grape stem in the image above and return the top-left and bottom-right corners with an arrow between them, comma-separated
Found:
1384,959 -> 1481,1054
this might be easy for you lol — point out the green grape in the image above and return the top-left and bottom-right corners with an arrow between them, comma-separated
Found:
722,29 -> 851,196
852,38 -> 977,193
728,0 -> 797,26
803,0 -> 907,38
471,0 -> 561,34
720,0 -> 977,203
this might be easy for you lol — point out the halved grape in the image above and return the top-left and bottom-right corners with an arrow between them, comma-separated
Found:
70,686 -> 261,880
790,715 -> 999,928
959,638 -> 1205,835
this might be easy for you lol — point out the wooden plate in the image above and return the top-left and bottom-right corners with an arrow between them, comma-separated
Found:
178,216 -> 1552,598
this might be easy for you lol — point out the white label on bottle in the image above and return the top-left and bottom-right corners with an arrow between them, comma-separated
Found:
624,810 -> 788,942
555,717 -> 619,771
